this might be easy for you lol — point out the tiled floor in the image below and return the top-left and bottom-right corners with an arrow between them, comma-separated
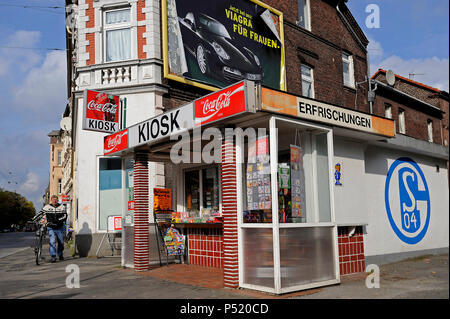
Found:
133,264 -> 323,298
140,264 -> 224,289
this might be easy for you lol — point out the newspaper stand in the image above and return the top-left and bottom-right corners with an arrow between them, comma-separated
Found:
153,209 -> 174,266
96,216 -> 122,257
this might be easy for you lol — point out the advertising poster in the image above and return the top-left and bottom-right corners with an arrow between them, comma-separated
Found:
154,188 -> 172,212
290,145 -> 306,218
245,136 -> 271,210
83,90 -> 121,133
124,171 -> 134,226
164,0 -> 285,91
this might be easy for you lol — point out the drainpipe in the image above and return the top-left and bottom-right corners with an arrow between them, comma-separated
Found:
336,1 -> 373,113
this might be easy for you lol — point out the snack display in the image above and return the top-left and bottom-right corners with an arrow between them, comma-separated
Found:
163,226 -> 185,256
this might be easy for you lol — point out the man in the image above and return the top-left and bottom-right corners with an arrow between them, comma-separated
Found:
43,195 -> 67,263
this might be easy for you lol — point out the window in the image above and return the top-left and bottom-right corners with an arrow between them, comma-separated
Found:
184,166 -> 220,217
398,109 -> 406,134
385,103 -> 392,119
297,0 -> 311,30
57,150 -> 62,166
57,179 -> 62,195
99,158 -> 122,230
104,8 -> 131,62
301,65 -> 314,98
342,52 -> 355,88
427,120 -> 433,142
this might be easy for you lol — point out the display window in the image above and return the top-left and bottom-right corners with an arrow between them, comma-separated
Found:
237,116 -> 338,294
98,157 -> 122,231
183,166 -> 221,222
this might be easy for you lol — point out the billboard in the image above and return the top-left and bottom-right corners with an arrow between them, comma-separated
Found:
82,90 -> 121,133
163,0 -> 285,91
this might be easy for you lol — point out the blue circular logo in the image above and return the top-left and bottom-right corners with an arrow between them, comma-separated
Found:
385,157 -> 430,244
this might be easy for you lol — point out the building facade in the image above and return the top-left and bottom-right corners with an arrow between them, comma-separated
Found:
47,130 -> 64,203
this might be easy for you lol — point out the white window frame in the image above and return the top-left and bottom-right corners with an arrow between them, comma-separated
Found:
385,104 -> 392,119
427,119 -> 433,142
96,155 -> 123,233
297,0 -> 312,31
342,52 -> 355,88
398,109 -> 406,134
301,64 -> 315,98
236,116 -> 339,295
181,165 -> 222,216
57,150 -> 62,166
103,7 -> 133,63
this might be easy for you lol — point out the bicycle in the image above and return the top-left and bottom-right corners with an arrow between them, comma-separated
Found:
31,211 -> 47,265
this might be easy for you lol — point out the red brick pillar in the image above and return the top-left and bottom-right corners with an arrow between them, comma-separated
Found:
221,129 -> 239,288
134,152 -> 149,271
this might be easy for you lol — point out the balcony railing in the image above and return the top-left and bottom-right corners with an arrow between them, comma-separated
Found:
75,59 -> 159,91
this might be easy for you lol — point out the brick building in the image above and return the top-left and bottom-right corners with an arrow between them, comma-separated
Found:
371,69 -> 449,146
47,130 -> 64,204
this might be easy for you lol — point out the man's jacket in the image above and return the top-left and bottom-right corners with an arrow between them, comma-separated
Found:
42,203 -> 67,228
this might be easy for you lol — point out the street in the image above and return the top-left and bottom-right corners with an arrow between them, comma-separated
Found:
0,231 -> 35,259
0,232 -> 448,299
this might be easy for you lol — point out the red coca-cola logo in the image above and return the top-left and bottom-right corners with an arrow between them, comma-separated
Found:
85,90 -> 120,123
195,82 -> 246,126
202,91 -> 232,116
87,100 -> 117,114
104,129 -> 128,155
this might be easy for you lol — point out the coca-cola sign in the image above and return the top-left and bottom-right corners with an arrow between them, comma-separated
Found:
194,81 -> 246,126
83,89 -> 121,133
104,129 -> 128,155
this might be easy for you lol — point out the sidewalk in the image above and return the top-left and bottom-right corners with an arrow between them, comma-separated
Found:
0,244 -> 447,299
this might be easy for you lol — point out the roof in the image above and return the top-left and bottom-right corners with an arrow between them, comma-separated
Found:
47,130 -> 60,137
371,69 -> 442,93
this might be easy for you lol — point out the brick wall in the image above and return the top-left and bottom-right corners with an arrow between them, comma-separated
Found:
137,0 -> 147,60
263,0 -> 370,113
85,0 -> 95,66
373,94 -> 442,144
187,228 -> 224,269
372,72 -> 445,145
338,226 -> 365,275
439,96 -> 449,147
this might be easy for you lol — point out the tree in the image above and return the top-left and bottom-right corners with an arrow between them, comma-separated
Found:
0,188 -> 36,230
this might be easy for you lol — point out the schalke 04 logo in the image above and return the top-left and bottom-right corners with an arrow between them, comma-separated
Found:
385,157 -> 430,244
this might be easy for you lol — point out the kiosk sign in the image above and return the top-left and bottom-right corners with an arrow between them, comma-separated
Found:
385,157 -> 431,244
83,90 -> 121,133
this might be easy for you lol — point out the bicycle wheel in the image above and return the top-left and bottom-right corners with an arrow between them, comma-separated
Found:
35,229 -> 43,265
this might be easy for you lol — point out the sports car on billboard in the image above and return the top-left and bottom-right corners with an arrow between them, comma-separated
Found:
178,12 -> 264,84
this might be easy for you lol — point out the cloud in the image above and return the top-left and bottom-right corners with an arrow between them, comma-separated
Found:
0,131 -> 49,210
368,38 -> 449,91
12,50 -> 67,122
20,172 -> 41,193
0,30 -> 42,77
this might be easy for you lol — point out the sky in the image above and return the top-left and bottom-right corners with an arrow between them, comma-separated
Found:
0,0 -> 448,212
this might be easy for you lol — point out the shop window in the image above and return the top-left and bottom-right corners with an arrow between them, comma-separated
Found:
241,120 -> 332,224
342,52 -> 355,88
243,134 -> 273,223
297,0 -> 311,30
301,65 -> 314,98
98,157 -> 122,231
104,8 -> 131,62
184,166 -> 220,220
